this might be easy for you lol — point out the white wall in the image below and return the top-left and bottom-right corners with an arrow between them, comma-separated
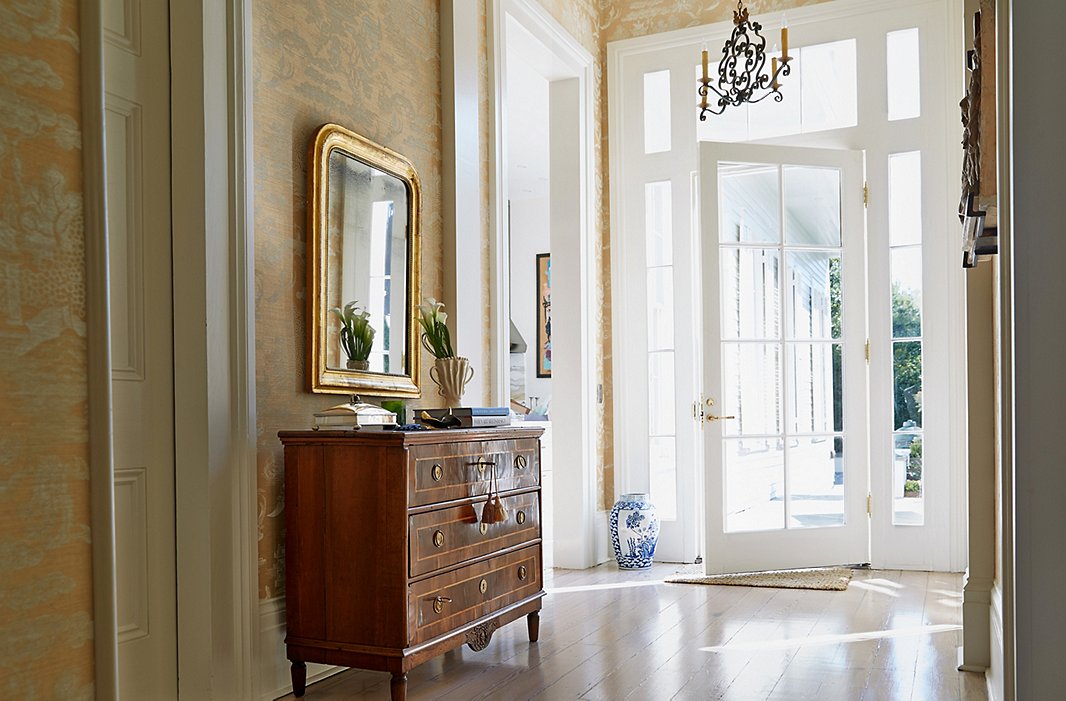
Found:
509,197 -> 552,406
1009,1 -> 1066,697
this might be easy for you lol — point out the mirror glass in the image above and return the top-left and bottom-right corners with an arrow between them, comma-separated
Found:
309,124 -> 420,397
325,151 -> 409,374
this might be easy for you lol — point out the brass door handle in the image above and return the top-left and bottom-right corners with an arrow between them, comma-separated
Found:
432,596 -> 452,614
432,530 -> 445,548
514,454 -> 528,470
702,398 -> 735,422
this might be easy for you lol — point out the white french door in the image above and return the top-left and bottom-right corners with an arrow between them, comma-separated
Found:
700,142 -> 868,574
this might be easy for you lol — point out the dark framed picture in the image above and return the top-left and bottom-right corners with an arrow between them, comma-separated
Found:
536,253 -> 552,378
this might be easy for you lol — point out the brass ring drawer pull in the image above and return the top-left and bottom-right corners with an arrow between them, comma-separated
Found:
479,578 -> 488,594
473,457 -> 496,477
514,454 -> 528,470
432,596 -> 452,614
518,566 -> 527,581
432,530 -> 445,548
516,510 -> 526,525
431,464 -> 444,481
479,522 -> 488,535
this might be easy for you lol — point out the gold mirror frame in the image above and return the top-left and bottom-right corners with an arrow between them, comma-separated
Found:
307,123 -> 422,397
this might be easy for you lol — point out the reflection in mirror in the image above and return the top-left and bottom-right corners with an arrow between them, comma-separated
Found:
325,150 -> 409,374
308,123 -> 421,397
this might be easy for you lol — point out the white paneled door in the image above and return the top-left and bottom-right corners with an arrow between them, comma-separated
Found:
104,0 -> 177,696
699,142 -> 868,574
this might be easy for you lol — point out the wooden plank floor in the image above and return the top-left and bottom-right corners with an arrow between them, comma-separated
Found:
278,564 -> 988,701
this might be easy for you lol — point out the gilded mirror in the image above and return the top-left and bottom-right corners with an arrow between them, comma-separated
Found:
308,124 -> 421,396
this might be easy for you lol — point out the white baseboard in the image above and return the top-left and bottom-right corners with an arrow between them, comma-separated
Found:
986,582 -> 1005,701
259,597 -> 342,700
595,510 -> 611,565
961,573 -> 993,671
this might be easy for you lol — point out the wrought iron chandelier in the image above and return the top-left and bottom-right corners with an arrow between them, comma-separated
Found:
698,0 -> 793,120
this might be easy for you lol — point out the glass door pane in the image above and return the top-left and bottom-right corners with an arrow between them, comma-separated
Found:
718,161 -> 847,535
645,180 -> 678,520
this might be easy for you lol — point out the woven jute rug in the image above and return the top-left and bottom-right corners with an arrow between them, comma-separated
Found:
665,566 -> 852,591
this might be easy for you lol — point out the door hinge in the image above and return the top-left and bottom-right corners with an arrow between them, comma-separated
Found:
864,339 -> 870,364
863,182 -> 869,208
867,493 -> 872,515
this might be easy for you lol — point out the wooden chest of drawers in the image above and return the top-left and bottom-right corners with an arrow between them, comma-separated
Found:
279,427 -> 545,700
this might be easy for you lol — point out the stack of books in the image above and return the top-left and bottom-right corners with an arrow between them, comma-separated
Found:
417,407 -> 510,428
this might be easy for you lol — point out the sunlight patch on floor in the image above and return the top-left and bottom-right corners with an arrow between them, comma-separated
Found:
699,623 -> 962,653
546,579 -> 664,594
849,579 -> 904,597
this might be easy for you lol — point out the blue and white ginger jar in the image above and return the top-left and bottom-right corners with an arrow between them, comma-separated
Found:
609,493 -> 660,569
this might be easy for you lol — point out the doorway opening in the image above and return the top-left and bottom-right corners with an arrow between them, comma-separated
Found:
490,0 -> 604,569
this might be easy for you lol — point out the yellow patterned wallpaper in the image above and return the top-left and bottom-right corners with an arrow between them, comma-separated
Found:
253,0 -> 444,598
601,0 -> 831,42
0,0 -> 95,697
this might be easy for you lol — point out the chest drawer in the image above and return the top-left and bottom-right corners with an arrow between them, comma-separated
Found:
409,545 -> 541,645
409,491 -> 540,577
409,439 -> 539,507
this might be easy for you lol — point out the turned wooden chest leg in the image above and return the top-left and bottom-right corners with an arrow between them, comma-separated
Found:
290,660 -> 307,697
527,610 -> 541,642
390,672 -> 408,701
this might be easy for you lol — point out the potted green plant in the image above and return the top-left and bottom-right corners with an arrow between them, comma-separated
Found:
331,301 -> 375,371
417,298 -> 472,406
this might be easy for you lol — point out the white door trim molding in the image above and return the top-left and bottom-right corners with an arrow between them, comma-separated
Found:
943,0 -> 969,575
441,0 -> 489,404
487,0 -> 602,568
81,0 -> 120,696
171,0 -> 259,698
991,1 -> 1014,698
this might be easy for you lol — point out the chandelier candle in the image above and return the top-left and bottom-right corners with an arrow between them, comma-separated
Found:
701,45 -> 710,109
